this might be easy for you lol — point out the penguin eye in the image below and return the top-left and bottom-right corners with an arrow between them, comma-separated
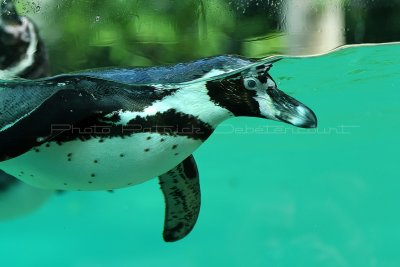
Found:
244,78 -> 258,90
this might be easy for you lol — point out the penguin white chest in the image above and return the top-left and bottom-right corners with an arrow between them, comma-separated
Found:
0,133 -> 202,190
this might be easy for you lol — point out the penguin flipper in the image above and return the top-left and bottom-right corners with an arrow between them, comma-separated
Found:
0,170 -> 18,192
158,154 -> 201,242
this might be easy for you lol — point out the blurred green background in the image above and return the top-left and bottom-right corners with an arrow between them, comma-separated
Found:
14,0 -> 400,73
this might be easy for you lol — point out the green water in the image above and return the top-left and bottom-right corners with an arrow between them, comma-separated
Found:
1,43 -> 399,266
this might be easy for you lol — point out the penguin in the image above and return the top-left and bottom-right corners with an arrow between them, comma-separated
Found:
0,56 -> 317,241
71,54 -> 253,84
0,0 -> 48,79
0,0 -> 52,220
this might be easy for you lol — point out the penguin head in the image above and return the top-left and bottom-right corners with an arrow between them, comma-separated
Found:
0,0 -> 48,79
0,0 -> 26,47
206,61 -> 317,128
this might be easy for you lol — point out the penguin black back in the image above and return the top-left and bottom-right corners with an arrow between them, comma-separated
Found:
69,55 -> 253,84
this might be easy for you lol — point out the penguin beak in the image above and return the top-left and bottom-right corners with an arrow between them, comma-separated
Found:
267,88 -> 317,128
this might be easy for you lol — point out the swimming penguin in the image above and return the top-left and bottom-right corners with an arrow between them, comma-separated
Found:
0,0 -> 52,220
0,55 -> 317,241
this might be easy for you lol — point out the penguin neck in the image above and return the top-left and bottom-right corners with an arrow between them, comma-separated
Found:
160,82 -> 235,129
113,82 -> 235,130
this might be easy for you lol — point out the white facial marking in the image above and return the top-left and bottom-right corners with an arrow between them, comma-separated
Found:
0,17 -> 38,80
267,78 -> 276,88
249,77 -> 276,119
254,93 -> 275,119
